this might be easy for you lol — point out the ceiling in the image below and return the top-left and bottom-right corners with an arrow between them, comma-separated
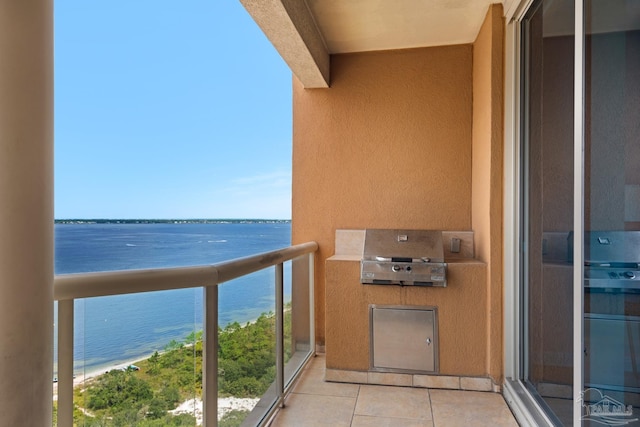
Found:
305,0 -> 498,54
239,0 -> 504,87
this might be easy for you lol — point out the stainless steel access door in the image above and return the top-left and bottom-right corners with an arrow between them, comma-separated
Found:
370,305 -> 438,373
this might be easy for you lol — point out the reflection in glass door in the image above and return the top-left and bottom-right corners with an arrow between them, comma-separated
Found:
521,0 -> 575,424
584,0 -> 640,421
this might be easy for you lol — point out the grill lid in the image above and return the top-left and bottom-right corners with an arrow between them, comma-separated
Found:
362,229 -> 444,262
583,231 -> 640,290
585,231 -> 640,264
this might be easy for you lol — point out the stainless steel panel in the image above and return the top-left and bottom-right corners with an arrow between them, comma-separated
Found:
361,260 -> 447,286
585,231 -> 640,264
585,314 -> 640,393
360,229 -> 447,286
370,305 -> 438,373
363,229 -> 445,262
585,268 -> 640,290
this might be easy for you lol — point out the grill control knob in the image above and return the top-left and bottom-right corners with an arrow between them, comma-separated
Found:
624,271 -> 636,279
406,266 -> 412,272
392,265 -> 402,272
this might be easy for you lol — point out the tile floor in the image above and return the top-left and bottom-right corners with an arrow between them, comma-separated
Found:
269,355 -> 519,427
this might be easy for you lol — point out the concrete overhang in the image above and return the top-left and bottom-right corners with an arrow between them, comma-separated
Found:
240,0 -> 503,88
239,0 -> 330,88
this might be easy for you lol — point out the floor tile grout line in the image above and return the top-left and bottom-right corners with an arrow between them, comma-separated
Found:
350,384 -> 361,426
292,390 -> 360,398
351,414 -> 437,423
427,388 -> 436,426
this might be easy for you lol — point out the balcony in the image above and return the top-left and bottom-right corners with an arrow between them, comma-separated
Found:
1,1 -> 512,425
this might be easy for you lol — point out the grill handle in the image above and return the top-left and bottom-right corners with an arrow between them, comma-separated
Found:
585,261 -> 640,269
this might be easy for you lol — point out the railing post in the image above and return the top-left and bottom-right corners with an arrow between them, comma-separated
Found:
58,299 -> 74,427
203,285 -> 218,427
308,253 -> 315,355
275,263 -> 284,405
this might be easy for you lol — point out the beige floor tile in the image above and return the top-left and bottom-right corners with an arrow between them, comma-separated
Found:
304,355 -> 327,372
292,364 -> 360,397
429,390 -> 518,427
352,415 -> 434,427
270,393 -> 356,427
355,385 -> 432,420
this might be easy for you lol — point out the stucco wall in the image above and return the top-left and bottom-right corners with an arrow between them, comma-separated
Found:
472,3 -> 504,382
291,45 -> 474,345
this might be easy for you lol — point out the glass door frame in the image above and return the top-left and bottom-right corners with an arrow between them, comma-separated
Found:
502,0 -> 585,425
571,1 -> 585,425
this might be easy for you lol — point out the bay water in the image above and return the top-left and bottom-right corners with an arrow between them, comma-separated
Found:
53,222 -> 292,375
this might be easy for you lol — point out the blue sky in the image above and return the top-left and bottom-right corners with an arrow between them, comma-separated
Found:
54,1 -> 292,219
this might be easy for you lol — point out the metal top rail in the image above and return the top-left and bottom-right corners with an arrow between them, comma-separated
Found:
54,241 -> 318,300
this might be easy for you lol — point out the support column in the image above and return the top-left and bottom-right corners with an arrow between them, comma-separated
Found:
0,1 -> 54,426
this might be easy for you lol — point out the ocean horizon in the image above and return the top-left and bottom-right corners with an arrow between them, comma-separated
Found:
53,221 -> 292,375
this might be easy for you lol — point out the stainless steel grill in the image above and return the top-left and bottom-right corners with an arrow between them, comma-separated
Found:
582,232 -> 640,395
360,229 -> 447,287
584,231 -> 640,291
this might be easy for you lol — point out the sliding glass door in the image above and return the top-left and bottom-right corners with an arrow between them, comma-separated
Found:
583,0 -> 640,422
521,0 -> 575,424
517,0 -> 640,424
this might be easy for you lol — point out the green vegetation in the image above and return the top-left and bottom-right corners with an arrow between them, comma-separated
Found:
218,410 -> 250,427
68,309 -> 292,427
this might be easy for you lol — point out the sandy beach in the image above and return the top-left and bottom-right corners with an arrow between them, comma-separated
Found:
170,397 -> 260,424
53,356 -> 151,399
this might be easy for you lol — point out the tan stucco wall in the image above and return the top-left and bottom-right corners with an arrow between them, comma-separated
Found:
292,45 -> 474,345
471,4 -> 504,382
291,4 -> 505,381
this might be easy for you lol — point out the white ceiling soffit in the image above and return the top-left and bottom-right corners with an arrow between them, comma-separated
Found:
306,0 -> 497,54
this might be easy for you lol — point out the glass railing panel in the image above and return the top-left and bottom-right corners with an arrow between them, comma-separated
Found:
285,255 -> 312,388
70,288 -> 202,426
218,268 -> 277,427
52,241 -> 317,427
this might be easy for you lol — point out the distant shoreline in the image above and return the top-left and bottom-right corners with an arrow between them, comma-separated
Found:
55,219 -> 291,225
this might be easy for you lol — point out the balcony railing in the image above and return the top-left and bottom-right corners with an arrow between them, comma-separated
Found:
53,241 -> 318,427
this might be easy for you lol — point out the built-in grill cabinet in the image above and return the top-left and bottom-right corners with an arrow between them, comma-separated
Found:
370,305 -> 438,373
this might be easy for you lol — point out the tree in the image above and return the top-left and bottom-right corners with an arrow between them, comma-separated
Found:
87,370 -> 153,411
